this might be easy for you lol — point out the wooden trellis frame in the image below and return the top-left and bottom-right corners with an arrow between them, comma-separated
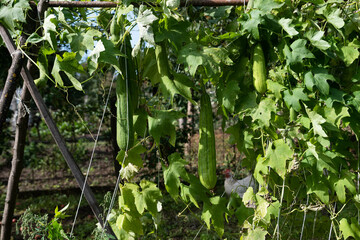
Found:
0,0 -> 249,239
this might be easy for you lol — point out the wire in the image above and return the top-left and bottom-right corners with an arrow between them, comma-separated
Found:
70,69 -> 116,237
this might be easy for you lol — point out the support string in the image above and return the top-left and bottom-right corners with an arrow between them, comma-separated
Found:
70,70 -> 116,237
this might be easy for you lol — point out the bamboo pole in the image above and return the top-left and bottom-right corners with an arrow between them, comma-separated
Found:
0,82 -> 31,240
0,50 -> 24,136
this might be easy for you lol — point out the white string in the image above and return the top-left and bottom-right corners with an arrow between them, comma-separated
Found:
299,194 -> 309,240
312,210 -> 318,239
328,202 -> 337,240
70,71 -> 116,237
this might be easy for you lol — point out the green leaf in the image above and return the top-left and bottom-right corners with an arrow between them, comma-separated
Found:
68,29 -> 102,57
306,30 -> 330,50
323,105 -> 350,128
242,187 -> 256,207
241,10 -> 263,40
324,88 -> 346,107
172,72 -> 196,104
116,213 -> 143,236
306,141 -> 319,160
132,6 -> 158,57
201,196 -> 227,237
88,39 -> 122,74
119,183 -> 140,213
148,110 -> 184,146
180,174 -> 208,208
236,92 -> 258,113
266,80 -> 286,100
306,173 -> 329,204
51,52 -> 85,91
254,156 -> 269,185
305,106 -> 327,137
244,227 -> 267,240
323,7 -> 345,29
26,32 -> 43,44
158,75 -> 180,102
204,6 -> 232,19
133,108 -> 148,137
278,18 -> 298,37
304,68 -> 335,95
253,0 -> 284,12
349,91 -> 360,113
116,143 -> 146,168
155,17 -> 191,50
284,39 -> 314,66
339,218 -> 360,240
338,45 -> 360,67
219,79 -> 241,113
43,14 -> 58,50
137,180 -> 162,216
163,153 -> 190,199
283,88 -> 309,112
251,98 -> 277,127
0,0 -> 30,31
264,139 -> 293,178
142,48 -> 161,84
329,171 -> 356,203
304,146 -> 337,172
166,0 -> 180,9
178,43 -> 233,77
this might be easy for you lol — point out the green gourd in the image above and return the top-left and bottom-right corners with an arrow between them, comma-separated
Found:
252,44 -> 267,94
198,88 -> 217,189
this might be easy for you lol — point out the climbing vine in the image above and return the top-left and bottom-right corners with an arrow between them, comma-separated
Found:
1,0 -> 360,239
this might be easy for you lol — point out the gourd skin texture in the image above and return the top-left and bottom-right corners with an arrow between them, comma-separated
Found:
116,36 -> 137,150
252,44 -> 267,94
110,17 -> 120,44
198,90 -> 217,189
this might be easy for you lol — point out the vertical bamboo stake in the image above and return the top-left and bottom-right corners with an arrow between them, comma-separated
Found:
0,50 -> 24,135
0,82 -> 30,240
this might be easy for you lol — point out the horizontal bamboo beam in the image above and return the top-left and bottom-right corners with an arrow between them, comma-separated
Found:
37,0 -> 247,8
